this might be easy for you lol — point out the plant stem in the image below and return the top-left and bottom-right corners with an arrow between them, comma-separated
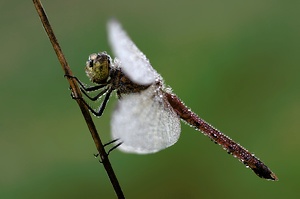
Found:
32,0 -> 125,198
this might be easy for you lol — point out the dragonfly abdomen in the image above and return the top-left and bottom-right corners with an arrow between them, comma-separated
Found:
165,92 -> 278,181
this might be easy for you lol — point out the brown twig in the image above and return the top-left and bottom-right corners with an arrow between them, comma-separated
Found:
32,0 -> 125,198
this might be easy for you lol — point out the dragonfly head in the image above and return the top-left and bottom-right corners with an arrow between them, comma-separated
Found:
85,52 -> 111,84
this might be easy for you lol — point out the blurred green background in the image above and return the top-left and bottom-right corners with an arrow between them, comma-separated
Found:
1,0 -> 299,198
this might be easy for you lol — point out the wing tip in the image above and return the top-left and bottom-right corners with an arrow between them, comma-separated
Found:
107,18 -> 121,32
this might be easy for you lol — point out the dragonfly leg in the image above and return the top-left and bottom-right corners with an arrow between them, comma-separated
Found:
65,74 -> 107,92
103,138 -> 120,147
80,87 -> 109,101
65,74 -> 110,101
79,88 -> 113,117
96,139 -> 122,155
94,139 -> 123,163
107,142 -> 123,155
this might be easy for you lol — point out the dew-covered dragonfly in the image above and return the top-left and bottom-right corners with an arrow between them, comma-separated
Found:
70,19 -> 277,181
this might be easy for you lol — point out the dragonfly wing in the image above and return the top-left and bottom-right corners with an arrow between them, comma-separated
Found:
107,19 -> 158,85
111,85 -> 181,154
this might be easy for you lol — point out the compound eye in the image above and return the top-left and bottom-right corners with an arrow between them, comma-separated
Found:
87,53 -> 98,68
89,60 -> 94,68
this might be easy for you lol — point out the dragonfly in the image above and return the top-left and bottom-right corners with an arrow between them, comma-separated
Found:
70,19 -> 277,181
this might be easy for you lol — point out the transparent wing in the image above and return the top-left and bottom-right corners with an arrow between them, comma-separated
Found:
107,19 -> 158,85
111,85 -> 181,154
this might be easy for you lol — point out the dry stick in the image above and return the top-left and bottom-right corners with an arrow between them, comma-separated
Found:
32,1 -> 125,198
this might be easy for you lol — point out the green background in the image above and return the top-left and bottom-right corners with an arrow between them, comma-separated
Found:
1,0 -> 299,198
